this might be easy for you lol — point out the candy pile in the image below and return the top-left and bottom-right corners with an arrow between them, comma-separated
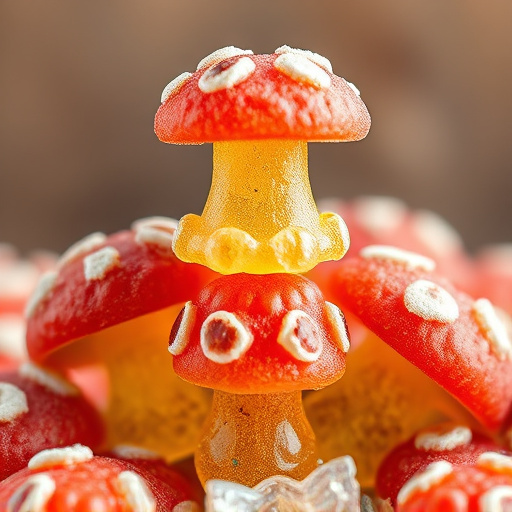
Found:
1,46 -> 511,511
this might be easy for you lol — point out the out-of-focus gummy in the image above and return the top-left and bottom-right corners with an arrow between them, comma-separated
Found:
205,455 -> 360,512
195,390 -> 318,488
173,140 -> 349,274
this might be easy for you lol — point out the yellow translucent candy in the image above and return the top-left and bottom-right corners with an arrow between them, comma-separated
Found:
195,390 -> 319,488
173,140 -> 349,274
45,305 -> 211,461
303,332 -> 479,489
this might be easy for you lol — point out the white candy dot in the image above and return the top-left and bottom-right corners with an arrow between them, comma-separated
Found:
274,53 -> 331,89
352,196 -> 407,235
0,313 -> 27,360
414,426 -> 472,452
161,72 -> 192,103
0,382 -> 28,422
173,501 -> 201,512
479,486 -> 512,512
473,298 -> 512,359
198,56 -> 256,93
112,445 -> 160,460
274,45 -> 333,73
28,444 -> 93,469
397,461 -> 453,505
117,471 -> 156,512
277,310 -> 323,362
135,225 -> 174,253
169,301 -> 196,356
404,280 -> 459,323
24,270 -> 58,319
345,80 -> 361,97
131,216 -> 178,233
59,232 -> 107,268
8,473 -> 56,512
196,46 -> 253,70
83,246 -> 121,281
19,362 -> 79,396
325,302 -> 350,353
477,452 -> 512,472
360,245 -> 436,272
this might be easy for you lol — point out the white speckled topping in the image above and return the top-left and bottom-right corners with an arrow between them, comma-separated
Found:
198,56 -> 256,93
196,46 -> 253,71
479,486 -> 512,512
24,271 -> 58,319
477,452 -> 512,473
200,311 -> 253,364
332,213 -> 350,256
7,473 -> 56,512
274,53 -> 331,89
360,245 -> 436,272
0,313 -> 27,359
345,80 -> 361,97
352,197 -> 407,235
19,362 -> 79,396
112,445 -> 160,460
397,460 -> 453,505
277,310 -> 323,362
117,470 -> 156,512
274,45 -> 333,73
28,444 -> 93,469
411,210 -> 463,257
169,301 -> 196,356
173,501 -> 201,512
83,246 -> 121,281
135,226 -> 174,253
161,72 -> 192,103
414,426 -> 472,452
325,302 -> 350,353
0,382 -> 28,422
131,216 -> 179,233
59,232 -> 107,268
473,298 -> 512,359
404,280 -> 460,323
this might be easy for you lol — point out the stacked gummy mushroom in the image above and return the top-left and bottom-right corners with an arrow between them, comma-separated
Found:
155,45 -> 371,488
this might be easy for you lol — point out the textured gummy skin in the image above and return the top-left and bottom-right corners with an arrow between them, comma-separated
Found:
26,230 -> 215,361
329,256 -> 512,430
155,53 -> 370,143
0,370 -> 104,481
172,273 -> 347,393
376,430 -> 502,505
0,455 -> 196,512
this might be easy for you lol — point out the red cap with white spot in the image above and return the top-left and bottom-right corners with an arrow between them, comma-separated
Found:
155,45 -> 370,143
329,245 -> 512,430
170,273 -> 349,393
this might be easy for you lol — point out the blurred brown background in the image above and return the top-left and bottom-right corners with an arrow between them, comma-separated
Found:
1,1 -> 511,255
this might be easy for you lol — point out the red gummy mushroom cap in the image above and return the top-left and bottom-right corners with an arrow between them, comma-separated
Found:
155,45 -> 371,143
170,273 -> 349,393
330,245 -> 512,430
25,220 -> 215,361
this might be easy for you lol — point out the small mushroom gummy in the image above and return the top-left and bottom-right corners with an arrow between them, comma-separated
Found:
155,46 -> 370,275
169,273 -> 350,487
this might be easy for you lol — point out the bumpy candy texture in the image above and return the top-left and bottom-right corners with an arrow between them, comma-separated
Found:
0,445 -> 200,512
0,364 -> 104,481
25,219 -> 215,460
155,46 -> 370,275
205,456 -> 361,512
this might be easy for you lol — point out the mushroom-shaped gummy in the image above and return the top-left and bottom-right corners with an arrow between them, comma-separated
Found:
169,273 -> 350,487
0,445 -> 200,511
26,219 -> 215,460
155,45 -> 370,275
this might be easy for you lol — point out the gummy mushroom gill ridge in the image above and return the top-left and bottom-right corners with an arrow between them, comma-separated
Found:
155,45 -> 371,275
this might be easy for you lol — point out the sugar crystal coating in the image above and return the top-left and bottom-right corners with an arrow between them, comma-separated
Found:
83,246 -> 121,281
0,382 -> 28,422
161,72 -> 192,104
28,444 -> 94,469
274,53 -> 331,89
198,56 -> 256,93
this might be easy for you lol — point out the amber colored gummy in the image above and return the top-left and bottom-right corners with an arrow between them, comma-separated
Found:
45,305 -> 211,461
304,332 -> 480,489
195,390 -> 319,488
172,140 -> 348,274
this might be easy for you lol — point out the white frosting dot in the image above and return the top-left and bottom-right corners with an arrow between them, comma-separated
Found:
8,473 -> 56,512
0,382 -> 28,422
479,486 -> 512,512
173,501 -> 201,512
196,46 -> 253,70
414,426 -> 472,452
161,72 -> 192,103
112,445 -> 160,460
131,216 -> 178,233
24,270 -> 58,318
117,471 -> 156,512
0,313 -> 27,359
397,461 -> 453,505
198,56 -> 256,93
59,232 -> 107,268
404,280 -> 459,323
169,301 -> 196,356
345,80 -> 361,97
274,45 -> 333,73
477,451 -> 512,472
360,245 -> 436,272
83,246 -> 121,281
325,302 -> 350,353
277,310 -> 323,362
473,298 -> 512,359
135,226 -> 174,253
274,53 -> 331,89
28,444 -> 94,469
19,362 -> 79,396
352,196 -> 407,235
